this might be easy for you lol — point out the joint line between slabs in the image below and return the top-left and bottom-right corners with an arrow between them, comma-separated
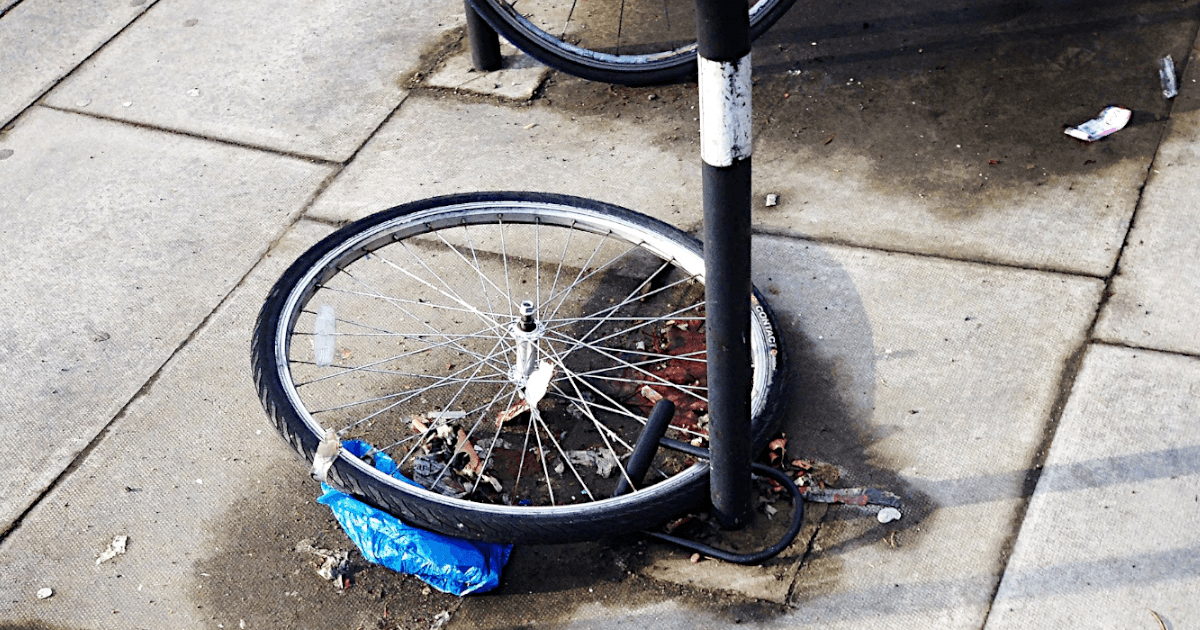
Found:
978,64 -> 1189,617
749,227 -> 1108,280
0,202 -> 292,544
1089,339 -> 1200,361
0,281 -> 234,545
36,104 -> 342,165
3,0 -> 162,132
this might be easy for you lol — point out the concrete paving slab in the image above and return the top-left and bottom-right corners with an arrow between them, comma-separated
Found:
1094,51 -> 1200,355
0,220 -> 473,630
751,144 -> 1143,277
741,0 -> 1198,277
750,235 -> 1102,629
0,106 -> 333,535
983,344 -> 1200,630
43,0 -> 461,161
424,40 -> 551,101
306,93 -> 702,227
0,0 -> 155,128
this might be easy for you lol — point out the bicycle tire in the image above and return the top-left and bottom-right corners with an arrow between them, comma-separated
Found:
466,0 -> 796,85
252,192 -> 787,543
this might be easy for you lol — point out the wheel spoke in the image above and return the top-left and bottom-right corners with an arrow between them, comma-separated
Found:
468,387 -> 523,496
427,380 -> 519,493
309,349 -> 508,417
392,335 -> 510,470
544,331 -> 709,405
543,230 -> 623,322
539,342 -> 640,493
336,268 -> 514,373
555,257 -> 674,354
293,326 -> 508,388
541,270 -> 702,328
313,287 -> 510,321
372,245 -> 510,340
531,405 -> 596,503
555,299 -> 704,357
544,219 -> 577,321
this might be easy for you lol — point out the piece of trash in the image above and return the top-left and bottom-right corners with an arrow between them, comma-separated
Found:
524,360 -> 554,405
823,133 -> 836,145
1064,106 -> 1131,142
1160,56 -> 1178,99
690,553 -> 701,563
431,611 -> 453,630
187,88 -> 200,97
565,449 -> 619,478
312,304 -> 336,366
495,399 -> 531,427
412,454 -> 467,498
311,428 -> 340,482
767,437 -> 787,463
801,487 -> 902,509
317,440 -> 511,596
427,410 -> 467,421
639,385 -> 663,404
295,539 -> 349,586
523,122 -> 538,130
76,99 -> 91,107
1149,609 -> 1168,630
36,587 -> 53,599
95,535 -> 128,565
877,506 -> 903,523
765,193 -> 780,207
122,101 -> 133,107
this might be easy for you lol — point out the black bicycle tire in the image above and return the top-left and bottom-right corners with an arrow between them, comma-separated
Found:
251,191 -> 789,543
465,0 -> 796,86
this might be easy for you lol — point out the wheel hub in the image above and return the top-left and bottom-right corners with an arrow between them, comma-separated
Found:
509,300 -> 546,386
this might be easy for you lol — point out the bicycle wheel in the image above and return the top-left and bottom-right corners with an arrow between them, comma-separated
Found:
252,192 -> 786,543
466,0 -> 795,85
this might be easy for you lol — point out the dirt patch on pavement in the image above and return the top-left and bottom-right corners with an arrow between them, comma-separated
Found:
194,461 -> 463,630
528,0 -> 1200,217
195,454 -> 795,629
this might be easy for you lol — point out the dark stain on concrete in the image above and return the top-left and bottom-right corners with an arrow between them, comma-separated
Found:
194,459 -> 463,630
537,0 -> 1200,217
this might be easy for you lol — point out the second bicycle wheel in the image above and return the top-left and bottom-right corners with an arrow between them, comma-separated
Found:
252,192 -> 786,543
467,0 -> 795,85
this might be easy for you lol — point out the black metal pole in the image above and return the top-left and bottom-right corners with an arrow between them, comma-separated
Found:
694,0 -> 754,529
464,0 -> 503,72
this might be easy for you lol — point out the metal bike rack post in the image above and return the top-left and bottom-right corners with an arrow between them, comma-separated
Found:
695,0 -> 755,529
464,1 -> 503,72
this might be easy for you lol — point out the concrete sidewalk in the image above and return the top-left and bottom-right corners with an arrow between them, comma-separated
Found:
2,0 -> 1199,628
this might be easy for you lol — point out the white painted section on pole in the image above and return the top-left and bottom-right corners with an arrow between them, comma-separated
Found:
698,54 -> 753,167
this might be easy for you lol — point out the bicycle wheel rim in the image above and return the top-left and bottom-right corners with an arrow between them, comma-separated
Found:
257,192 -> 783,539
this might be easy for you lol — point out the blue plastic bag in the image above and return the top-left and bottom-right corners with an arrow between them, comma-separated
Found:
317,440 -> 512,596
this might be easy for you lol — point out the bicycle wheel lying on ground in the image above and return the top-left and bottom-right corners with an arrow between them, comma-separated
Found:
252,192 -> 786,543
466,0 -> 795,85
